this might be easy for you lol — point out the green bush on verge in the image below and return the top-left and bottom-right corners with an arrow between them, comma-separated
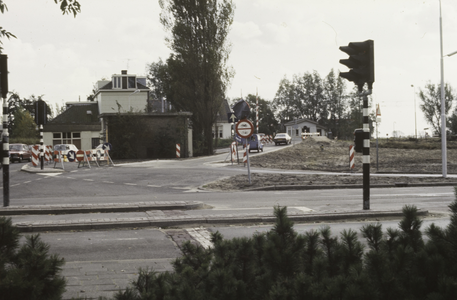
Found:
0,217 -> 66,300
113,188 -> 457,300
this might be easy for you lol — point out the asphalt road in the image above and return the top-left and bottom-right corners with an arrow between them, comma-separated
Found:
5,140 -> 457,299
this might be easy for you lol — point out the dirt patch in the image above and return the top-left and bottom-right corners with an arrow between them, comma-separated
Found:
205,137 -> 457,191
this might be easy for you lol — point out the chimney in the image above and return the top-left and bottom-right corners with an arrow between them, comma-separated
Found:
121,70 -> 127,75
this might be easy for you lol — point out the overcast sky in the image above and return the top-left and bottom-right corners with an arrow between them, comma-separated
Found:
3,0 -> 457,137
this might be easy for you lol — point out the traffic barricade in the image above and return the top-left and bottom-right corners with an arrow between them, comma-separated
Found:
53,150 -> 64,169
31,145 -> 40,167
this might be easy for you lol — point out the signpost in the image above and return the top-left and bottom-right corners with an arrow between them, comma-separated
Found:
235,119 -> 254,184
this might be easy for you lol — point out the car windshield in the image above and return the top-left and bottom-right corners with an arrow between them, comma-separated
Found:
9,145 -> 22,151
276,134 -> 286,138
54,145 -> 66,150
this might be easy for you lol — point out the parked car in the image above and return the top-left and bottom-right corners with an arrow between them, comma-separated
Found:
249,134 -> 264,153
9,143 -> 32,163
273,133 -> 292,145
53,144 -> 79,155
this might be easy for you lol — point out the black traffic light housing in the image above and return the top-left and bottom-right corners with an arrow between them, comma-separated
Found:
35,99 -> 47,125
0,54 -> 7,99
353,128 -> 364,153
339,40 -> 374,92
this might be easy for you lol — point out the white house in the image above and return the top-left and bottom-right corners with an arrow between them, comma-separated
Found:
284,118 -> 328,138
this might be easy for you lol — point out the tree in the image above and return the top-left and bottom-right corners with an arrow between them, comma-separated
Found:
7,93 -> 51,136
0,217 -> 66,300
322,69 -> 347,138
10,106 -> 37,141
0,1 -> 81,52
158,0 -> 235,156
418,82 -> 455,136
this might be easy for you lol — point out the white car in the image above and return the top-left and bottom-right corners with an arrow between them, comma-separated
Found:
53,144 -> 78,155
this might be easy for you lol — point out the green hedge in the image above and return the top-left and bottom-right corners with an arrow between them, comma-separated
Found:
108,188 -> 457,300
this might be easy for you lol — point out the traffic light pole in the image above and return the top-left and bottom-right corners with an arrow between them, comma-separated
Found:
361,89 -> 371,210
2,96 -> 9,207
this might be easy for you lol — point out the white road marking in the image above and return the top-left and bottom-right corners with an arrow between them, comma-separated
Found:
147,185 -> 161,187
186,228 -> 213,249
125,183 -> 137,186
292,206 -> 313,213
37,173 -> 62,176
103,181 -> 114,184
83,179 -> 94,182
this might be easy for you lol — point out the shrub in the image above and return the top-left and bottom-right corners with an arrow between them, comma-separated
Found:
112,189 -> 457,300
0,217 -> 66,300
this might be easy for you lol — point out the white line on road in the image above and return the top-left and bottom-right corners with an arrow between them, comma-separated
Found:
103,181 -> 114,184
125,183 -> 137,186
186,228 -> 213,249
83,179 -> 94,182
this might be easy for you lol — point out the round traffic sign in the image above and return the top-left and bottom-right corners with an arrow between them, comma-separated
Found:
67,150 -> 76,162
236,119 -> 254,138
76,150 -> 85,162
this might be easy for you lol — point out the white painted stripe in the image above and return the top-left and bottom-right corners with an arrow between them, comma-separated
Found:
125,183 -> 137,186
363,124 -> 369,130
363,139 -> 370,147
363,108 -> 369,115
83,179 -> 94,182
363,155 -> 370,164
103,181 -> 114,184
186,228 -> 213,249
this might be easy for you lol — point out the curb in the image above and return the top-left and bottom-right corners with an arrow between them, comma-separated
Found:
12,209 -> 428,233
246,182 -> 457,191
0,201 -> 204,216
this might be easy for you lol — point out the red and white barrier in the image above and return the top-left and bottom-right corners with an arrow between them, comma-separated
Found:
349,145 -> 355,170
176,144 -> 181,158
44,145 -> 52,162
230,142 -> 237,163
31,145 -> 40,166
243,144 -> 249,164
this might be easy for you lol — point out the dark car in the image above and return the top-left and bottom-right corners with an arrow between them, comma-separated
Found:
273,133 -> 292,145
9,143 -> 32,163
249,134 -> 264,153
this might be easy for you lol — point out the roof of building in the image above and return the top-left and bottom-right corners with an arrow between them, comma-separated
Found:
216,99 -> 232,123
284,118 -> 327,130
49,102 -> 100,125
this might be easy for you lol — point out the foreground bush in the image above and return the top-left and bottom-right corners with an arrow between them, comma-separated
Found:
113,189 -> 457,300
0,217 -> 66,300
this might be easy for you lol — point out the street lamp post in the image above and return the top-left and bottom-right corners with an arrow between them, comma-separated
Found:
411,85 -> 417,138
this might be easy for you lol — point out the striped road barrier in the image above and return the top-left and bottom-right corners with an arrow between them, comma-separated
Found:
349,145 -> 355,170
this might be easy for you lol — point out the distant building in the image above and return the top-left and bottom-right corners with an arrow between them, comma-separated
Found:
284,118 -> 328,138
43,102 -> 101,150
213,99 -> 232,139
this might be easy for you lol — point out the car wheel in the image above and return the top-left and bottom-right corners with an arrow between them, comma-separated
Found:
257,149 -> 260,153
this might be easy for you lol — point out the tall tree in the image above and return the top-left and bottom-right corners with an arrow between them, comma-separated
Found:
418,82 -> 455,136
159,0 -> 235,156
272,76 -> 297,126
322,69 -> 347,138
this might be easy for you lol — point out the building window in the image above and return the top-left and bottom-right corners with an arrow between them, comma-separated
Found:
53,132 -> 82,149
113,76 -> 121,89
128,77 -> 136,89
91,138 -> 99,149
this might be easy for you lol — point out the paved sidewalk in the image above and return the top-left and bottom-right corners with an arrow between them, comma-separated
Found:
3,200 -> 429,233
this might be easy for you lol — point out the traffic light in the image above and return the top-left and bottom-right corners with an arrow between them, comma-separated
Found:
35,99 -> 47,125
0,54 -> 7,99
339,40 -> 374,92
353,128 -> 364,153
